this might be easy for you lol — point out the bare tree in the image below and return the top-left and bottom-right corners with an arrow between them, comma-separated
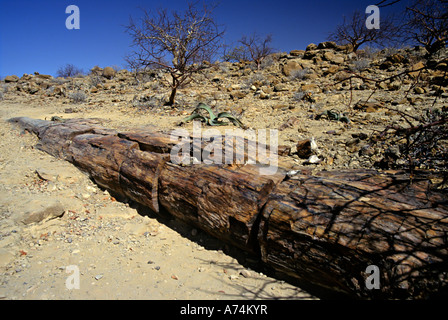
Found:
328,10 -> 401,52
221,44 -> 251,62
56,64 -> 84,78
238,33 -> 275,70
125,1 -> 224,106
404,0 -> 448,53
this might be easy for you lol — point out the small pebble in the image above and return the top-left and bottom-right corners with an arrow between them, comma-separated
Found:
94,274 -> 103,280
240,269 -> 252,278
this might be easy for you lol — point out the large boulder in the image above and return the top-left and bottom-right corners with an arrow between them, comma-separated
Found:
317,41 -> 338,50
282,60 -> 303,77
306,43 -> 318,51
323,51 -> 345,64
102,67 -> 116,79
4,75 -> 19,83
17,198 -> 65,225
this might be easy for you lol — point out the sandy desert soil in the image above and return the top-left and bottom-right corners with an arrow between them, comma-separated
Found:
0,94 -> 319,301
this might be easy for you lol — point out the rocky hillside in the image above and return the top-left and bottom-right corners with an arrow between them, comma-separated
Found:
1,41 -> 447,300
2,41 -> 448,180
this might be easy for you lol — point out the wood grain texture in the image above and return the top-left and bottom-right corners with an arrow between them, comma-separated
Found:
9,116 -> 448,299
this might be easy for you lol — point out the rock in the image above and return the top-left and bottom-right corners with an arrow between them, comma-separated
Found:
35,168 -> 58,182
323,51 -> 344,64
380,60 -> 394,70
323,65 -> 340,75
282,60 -> 303,77
21,74 -> 33,81
53,86 -> 66,97
279,117 -> 300,131
230,90 -> 247,100
337,43 -> 354,53
91,65 -> 103,75
304,155 -> 321,164
36,74 -> 53,80
346,138 -> 360,147
408,61 -> 425,78
388,81 -> 401,91
0,248 -> 15,269
290,50 -> 304,57
359,144 -> 376,156
274,83 -> 288,92
102,67 -> 116,79
300,83 -> 320,93
240,269 -> 252,278
258,90 -> 270,99
414,87 -> 425,94
317,41 -> 338,50
306,43 -> 318,51
4,75 -> 19,83
436,62 -> 447,71
229,274 -> 239,280
387,53 -> 405,64
19,199 -> 65,225
296,139 -> 312,159
354,101 -> 384,112
303,50 -> 318,60
27,83 -> 40,94
272,103 -> 289,110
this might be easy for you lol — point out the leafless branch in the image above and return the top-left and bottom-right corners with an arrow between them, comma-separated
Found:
125,1 -> 225,105
238,33 -> 275,70
328,10 -> 401,52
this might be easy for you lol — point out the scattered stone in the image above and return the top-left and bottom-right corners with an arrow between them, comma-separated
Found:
0,248 -> 15,269
354,101 -> 384,112
258,90 -> 270,99
282,60 -> 303,77
102,67 -> 116,79
35,168 -> 58,182
274,83 -> 288,92
306,43 -> 318,51
290,50 -> 304,57
4,75 -> 19,83
387,53 -> 405,64
296,139 -> 312,159
19,199 -> 65,225
240,269 -> 252,278
414,87 -> 425,94
318,41 -> 338,50
408,62 -> 425,78
323,51 -> 345,64
304,155 -> 321,164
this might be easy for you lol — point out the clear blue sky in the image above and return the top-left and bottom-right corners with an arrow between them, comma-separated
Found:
0,0 -> 408,77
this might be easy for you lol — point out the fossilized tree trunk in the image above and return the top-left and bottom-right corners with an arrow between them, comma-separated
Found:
9,116 -> 448,299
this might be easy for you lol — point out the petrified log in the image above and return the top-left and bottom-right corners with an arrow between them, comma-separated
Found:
8,117 -> 448,299
159,162 -> 285,252
259,171 -> 448,298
